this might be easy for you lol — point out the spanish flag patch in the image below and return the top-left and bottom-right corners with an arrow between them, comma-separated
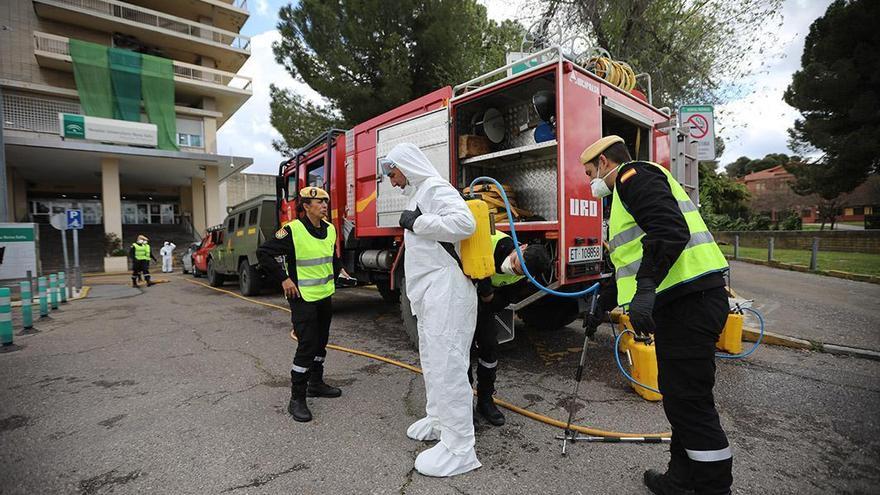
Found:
620,168 -> 638,184
275,227 -> 289,239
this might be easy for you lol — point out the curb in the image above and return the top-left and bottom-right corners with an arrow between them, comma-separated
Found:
611,309 -> 879,361
724,255 -> 880,285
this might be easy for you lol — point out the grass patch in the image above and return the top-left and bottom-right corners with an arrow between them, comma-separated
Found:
719,244 -> 880,277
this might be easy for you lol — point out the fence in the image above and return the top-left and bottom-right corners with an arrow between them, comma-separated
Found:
714,230 -> 880,255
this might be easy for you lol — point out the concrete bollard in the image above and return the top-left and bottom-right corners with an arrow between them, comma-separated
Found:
810,238 -> 819,271
1,288 -> 12,346
38,276 -> 49,318
733,235 -> 740,260
20,281 -> 33,330
768,237 -> 775,262
59,272 -> 68,304
49,274 -> 59,310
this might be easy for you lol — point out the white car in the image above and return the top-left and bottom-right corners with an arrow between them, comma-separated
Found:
181,242 -> 200,274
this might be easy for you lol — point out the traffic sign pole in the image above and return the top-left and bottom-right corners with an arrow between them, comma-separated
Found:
73,228 -> 81,290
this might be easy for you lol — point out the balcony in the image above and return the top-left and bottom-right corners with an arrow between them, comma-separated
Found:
124,0 -> 249,33
34,32 -> 251,124
33,0 -> 250,72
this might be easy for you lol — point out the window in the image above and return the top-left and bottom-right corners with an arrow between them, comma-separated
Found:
307,161 -> 325,189
866,207 -> 874,215
248,208 -> 258,225
227,217 -> 236,233
853,207 -> 864,216
237,212 -> 246,230
177,133 -> 203,148
844,208 -> 854,216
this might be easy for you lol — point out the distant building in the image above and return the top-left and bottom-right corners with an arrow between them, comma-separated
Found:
741,166 -> 879,224
220,172 -> 276,214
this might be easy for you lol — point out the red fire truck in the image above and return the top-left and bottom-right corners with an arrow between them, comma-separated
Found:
274,47 -> 698,345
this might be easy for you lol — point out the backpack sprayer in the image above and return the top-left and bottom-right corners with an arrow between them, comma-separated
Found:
464,176 -> 765,454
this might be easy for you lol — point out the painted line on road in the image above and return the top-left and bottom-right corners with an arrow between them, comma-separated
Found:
184,278 -> 671,439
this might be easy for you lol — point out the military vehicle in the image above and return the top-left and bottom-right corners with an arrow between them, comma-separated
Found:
206,195 -> 277,295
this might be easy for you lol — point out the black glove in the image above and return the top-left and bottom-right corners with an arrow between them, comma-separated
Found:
399,207 -> 422,231
628,277 -> 657,337
476,278 -> 494,298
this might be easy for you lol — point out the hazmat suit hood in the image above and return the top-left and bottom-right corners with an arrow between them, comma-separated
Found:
386,143 -> 440,189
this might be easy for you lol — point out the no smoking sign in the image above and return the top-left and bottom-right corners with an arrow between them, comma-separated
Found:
679,105 -> 716,161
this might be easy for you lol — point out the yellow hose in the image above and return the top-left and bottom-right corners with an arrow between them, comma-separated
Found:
184,278 -> 671,438
587,56 -> 637,92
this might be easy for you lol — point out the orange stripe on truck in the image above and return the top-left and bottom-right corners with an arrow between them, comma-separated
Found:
356,190 -> 377,213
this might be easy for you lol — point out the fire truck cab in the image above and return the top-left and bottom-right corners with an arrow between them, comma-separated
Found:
276,46 -> 698,345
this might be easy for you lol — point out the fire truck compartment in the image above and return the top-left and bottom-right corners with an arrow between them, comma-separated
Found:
454,73 -> 559,223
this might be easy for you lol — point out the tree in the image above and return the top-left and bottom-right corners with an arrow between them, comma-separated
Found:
783,0 -> 880,218
724,153 -> 801,178
270,0 -> 524,151
534,0 -> 783,109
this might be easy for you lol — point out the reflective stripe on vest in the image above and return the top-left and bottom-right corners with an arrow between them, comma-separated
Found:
608,161 -> 728,306
132,243 -> 150,261
288,219 -> 336,302
489,231 -> 523,287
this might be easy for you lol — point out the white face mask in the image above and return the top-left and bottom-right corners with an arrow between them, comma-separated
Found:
138,239 -> 145,244
590,166 -> 614,198
500,256 -> 517,275
401,183 -> 416,197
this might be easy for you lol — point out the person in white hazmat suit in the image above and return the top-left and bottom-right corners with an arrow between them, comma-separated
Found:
160,241 -> 176,273
381,143 -> 481,477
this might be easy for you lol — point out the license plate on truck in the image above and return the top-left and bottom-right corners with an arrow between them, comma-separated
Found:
568,246 -> 601,263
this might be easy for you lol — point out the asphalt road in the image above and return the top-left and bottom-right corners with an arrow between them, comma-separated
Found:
727,261 -> 880,351
1,274 -> 878,494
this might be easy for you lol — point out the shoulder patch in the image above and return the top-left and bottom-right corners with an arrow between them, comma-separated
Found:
275,227 -> 289,239
620,168 -> 638,184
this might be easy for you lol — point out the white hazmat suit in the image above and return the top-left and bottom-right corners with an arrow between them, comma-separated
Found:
386,143 -> 480,477
160,241 -> 176,272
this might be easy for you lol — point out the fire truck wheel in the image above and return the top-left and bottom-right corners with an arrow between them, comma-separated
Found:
376,280 -> 400,304
398,277 -> 419,348
518,296 -> 579,331
207,259 -> 225,287
239,260 -> 262,296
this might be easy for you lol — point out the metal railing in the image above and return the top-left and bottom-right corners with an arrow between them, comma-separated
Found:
36,0 -> 251,51
2,92 -> 81,134
34,32 -> 252,92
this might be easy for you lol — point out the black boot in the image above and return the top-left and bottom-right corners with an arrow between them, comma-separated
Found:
145,277 -> 154,287
307,362 -> 341,398
644,453 -> 695,495
475,364 -> 505,426
288,370 -> 312,422
132,278 -> 138,288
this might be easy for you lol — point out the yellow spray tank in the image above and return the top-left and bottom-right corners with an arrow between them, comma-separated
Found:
618,314 -> 663,402
716,312 -> 743,355
459,198 -> 495,279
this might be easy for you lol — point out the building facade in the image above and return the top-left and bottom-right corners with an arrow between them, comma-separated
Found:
219,171 -> 275,217
1,0 -> 253,246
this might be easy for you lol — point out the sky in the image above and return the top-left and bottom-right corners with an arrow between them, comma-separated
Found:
218,0 -> 834,175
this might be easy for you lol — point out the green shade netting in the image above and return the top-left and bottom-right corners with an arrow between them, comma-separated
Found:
69,39 -> 113,118
141,54 -> 179,151
109,47 -> 142,122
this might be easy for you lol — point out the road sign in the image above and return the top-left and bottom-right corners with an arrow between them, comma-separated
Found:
678,105 -> 716,161
66,209 -> 83,230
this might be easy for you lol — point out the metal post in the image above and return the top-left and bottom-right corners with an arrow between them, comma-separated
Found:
49,274 -> 58,310
38,276 -> 48,318
59,272 -> 68,303
61,228 -> 71,297
0,288 -> 11,346
733,235 -> 740,260
73,228 -> 82,290
20,281 -> 33,330
810,237 -> 819,271
768,237 -> 774,262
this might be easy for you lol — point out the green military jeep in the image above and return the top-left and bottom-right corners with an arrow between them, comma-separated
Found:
206,195 -> 277,295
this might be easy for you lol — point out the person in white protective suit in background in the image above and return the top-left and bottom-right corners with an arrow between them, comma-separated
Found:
381,143 -> 480,477
160,240 -> 176,273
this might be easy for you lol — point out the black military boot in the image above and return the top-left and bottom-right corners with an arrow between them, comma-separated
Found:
475,364 -> 505,426
307,362 -> 341,398
288,370 -> 312,422
644,453 -> 695,495
145,276 -> 154,287
131,278 -> 138,288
